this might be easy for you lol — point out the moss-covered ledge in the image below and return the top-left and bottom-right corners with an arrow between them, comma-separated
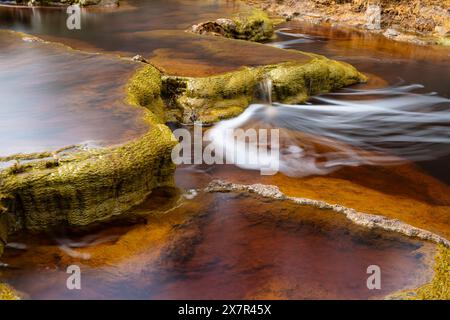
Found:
190,9 -> 274,42
0,65 -> 177,239
161,54 -> 366,124
386,245 -> 450,300
0,283 -> 20,300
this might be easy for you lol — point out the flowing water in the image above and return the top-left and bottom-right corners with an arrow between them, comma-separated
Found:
0,0 -> 449,299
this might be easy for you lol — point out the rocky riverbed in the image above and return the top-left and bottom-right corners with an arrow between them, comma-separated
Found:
244,0 -> 450,46
0,0 -> 449,300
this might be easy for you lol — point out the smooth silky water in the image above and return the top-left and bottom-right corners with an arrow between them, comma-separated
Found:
0,30 -> 147,157
0,1 -> 449,299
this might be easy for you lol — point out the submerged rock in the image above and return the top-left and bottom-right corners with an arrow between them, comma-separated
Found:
0,283 -> 20,300
190,9 -> 274,42
205,180 -> 450,247
160,53 -> 366,124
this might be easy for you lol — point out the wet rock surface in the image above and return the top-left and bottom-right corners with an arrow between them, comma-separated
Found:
160,55 -> 365,123
0,32 -> 177,241
190,9 -> 274,42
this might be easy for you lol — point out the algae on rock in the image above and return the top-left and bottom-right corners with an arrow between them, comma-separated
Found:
191,9 -> 274,42
0,65 -> 177,234
161,54 -> 366,124
411,245 -> 449,300
0,283 -> 20,300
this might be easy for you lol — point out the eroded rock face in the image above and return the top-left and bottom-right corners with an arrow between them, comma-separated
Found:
190,9 -> 274,42
387,245 -> 450,300
161,54 -> 366,123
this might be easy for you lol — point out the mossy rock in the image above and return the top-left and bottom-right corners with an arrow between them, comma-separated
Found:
20,0 -> 111,7
191,9 -> 274,42
0,283 -> 20,300
161,54 -> 366,124
0,65 -> 177,234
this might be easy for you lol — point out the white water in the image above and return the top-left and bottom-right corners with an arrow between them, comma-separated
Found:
208,85 -> 450,177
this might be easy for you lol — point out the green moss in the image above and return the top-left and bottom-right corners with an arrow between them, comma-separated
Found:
414,245 -> 450,300
162,55 -> 366,123
437,37 -> 450,46
268,57 -> 367,104
127,65 -> 166,122
191,9 -> 274,42
0,284 -> 20,300
386,245 -> 449,300
231,9 -> 274,42
0,65 -> 177,233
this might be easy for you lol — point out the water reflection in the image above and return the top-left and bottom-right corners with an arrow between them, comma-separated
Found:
0,31 -> 147,157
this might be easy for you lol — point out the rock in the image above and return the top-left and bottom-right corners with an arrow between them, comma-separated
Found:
132,54 -> 148,63
215,18 -> 237,32
161,56 -> 366,124
190,9 -> 274,42
0,283 -> 20,300
384,28 -> 400,38
205,180 -> 450,247
0,65 -> 177,234
434,26 -> 449,36
365,5 -> 381,30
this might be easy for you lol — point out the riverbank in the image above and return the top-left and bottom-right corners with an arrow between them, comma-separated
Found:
245,0 -> 450,46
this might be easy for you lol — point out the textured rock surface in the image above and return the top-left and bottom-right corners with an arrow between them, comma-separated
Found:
190,9 -> 274,42
161,54 -> 366,123
0,65 -> 177,235
0,283 -> 20,300
245,0 -> 450,45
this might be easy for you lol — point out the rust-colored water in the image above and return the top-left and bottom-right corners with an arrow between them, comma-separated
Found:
0,189 -> 434,299
0,0 -> 449,300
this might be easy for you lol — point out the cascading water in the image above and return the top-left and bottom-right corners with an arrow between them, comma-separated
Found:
208,84 -> 450,177
256,76 -> 273,105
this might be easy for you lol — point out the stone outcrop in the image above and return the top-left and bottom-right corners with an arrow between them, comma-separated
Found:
161,54 -> 366,124
0,283 -> 20,300
190,9 -> 274,42
0,65 -> 177,238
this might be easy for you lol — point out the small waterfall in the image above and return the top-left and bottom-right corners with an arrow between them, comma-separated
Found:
257,76 -> 273,105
